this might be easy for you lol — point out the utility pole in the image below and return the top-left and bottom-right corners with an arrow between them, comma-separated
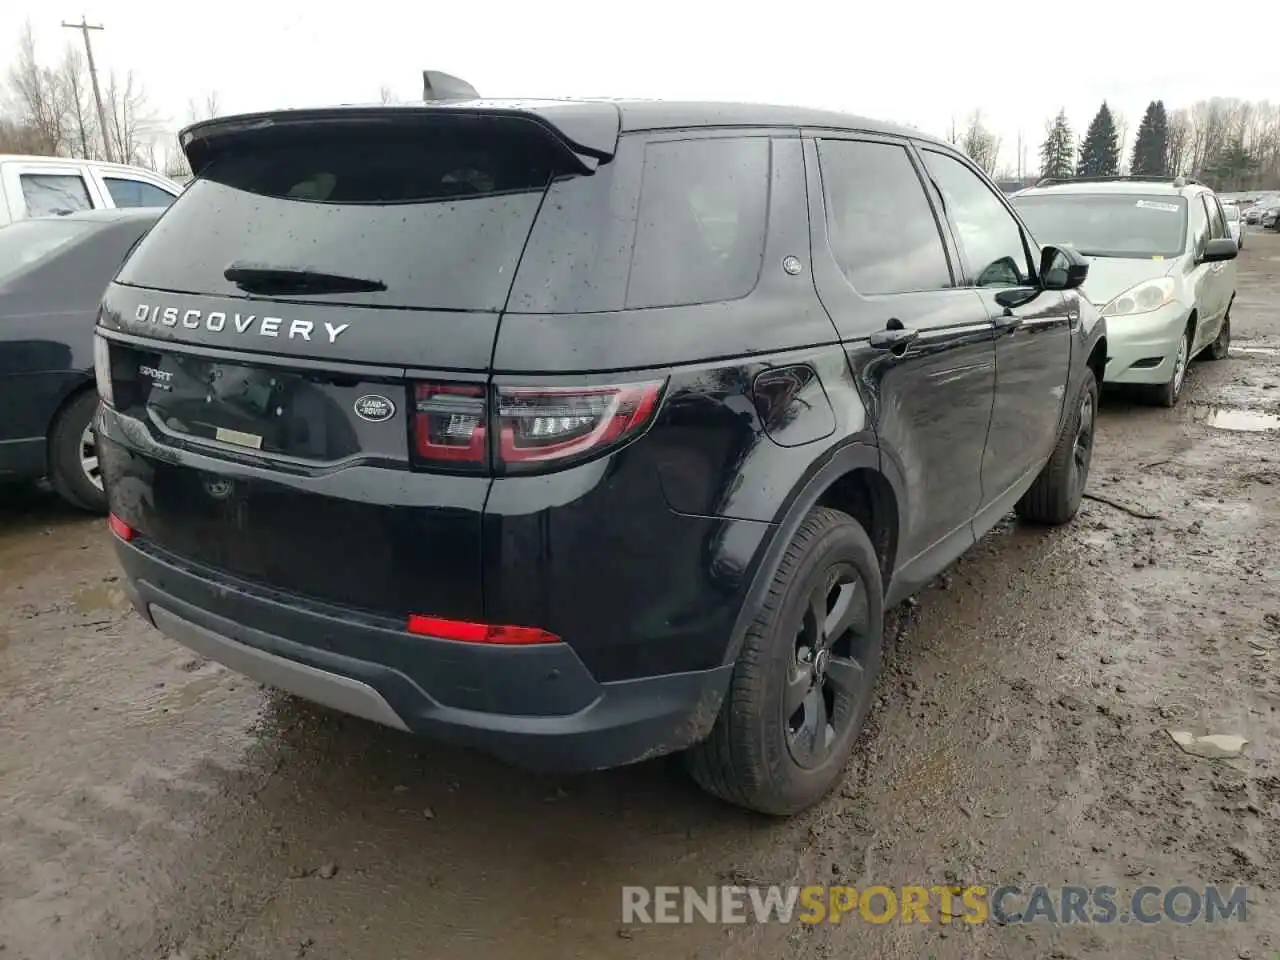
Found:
62,16 -> 112,162
1016,130 -> 1023,181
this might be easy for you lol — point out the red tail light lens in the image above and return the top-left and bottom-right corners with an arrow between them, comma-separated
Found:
407,378 -> 666,474
496,380 -> 664,470
406,614 -> 559,645
411,382 -> 487,467
108,513 -> 135,542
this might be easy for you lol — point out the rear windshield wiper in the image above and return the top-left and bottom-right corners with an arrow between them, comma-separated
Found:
224,262 -> 387,295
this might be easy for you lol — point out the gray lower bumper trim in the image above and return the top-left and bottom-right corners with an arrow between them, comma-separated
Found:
149,605 -> 410,732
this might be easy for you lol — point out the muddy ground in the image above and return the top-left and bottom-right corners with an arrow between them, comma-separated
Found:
2,235 -> 1279,960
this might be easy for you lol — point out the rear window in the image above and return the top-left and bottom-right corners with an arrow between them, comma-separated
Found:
0,218 -> 96,284
115,117 -> 579,311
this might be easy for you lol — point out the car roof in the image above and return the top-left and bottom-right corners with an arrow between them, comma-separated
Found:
1015,178 -> 1206,199
181,98 -> 947,170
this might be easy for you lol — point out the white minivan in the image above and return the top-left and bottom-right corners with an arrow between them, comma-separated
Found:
0,155 -> 183,228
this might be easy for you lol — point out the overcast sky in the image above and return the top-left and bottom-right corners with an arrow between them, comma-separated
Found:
4,0 -> 1278,174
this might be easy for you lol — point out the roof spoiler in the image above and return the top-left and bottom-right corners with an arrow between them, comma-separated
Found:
423,71 -> 479,101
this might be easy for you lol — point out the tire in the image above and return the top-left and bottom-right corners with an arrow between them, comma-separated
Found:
1206,314 -> 1230,361
1016,368 -> 1097,526
48,390 -> 107,513
1149,325 -> 1192,408
686,507 -> 884,816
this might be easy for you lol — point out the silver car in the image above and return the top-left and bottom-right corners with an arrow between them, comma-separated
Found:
1012,177 -> 1238,407
1222,202 -> 1245,250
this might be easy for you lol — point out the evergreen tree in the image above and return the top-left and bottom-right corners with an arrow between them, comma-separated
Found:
1130,100 -> 1169,176
1077,102 -> 1121,177
1039,109 -> 1075,180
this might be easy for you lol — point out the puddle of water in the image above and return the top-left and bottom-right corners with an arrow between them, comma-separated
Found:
1191,407 -> 1280,432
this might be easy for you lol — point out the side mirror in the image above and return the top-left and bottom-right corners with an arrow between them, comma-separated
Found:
1199,237 -> 1238,263
1039,245 -> 1089,291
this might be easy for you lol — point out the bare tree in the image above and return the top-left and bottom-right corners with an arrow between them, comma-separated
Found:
102,69 -> 157,166
1112,110 -> 1129,174
186,91 -> 221,123
0,116 -> 47,153
961,109 -> 1001,175
379,84 -> 397,105
58,47 -> 98,159
7,22 -> 66,156
1166,108 -> 1192,177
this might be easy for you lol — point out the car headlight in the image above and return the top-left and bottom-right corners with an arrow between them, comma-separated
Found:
1100,277 -> 1177,317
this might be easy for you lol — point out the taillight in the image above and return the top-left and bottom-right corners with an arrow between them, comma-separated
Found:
409,378 -> 665,474
496,380 -> 664,471
406,614 -> 559,645
108,513 -> 135,541
411,382 -> 487,468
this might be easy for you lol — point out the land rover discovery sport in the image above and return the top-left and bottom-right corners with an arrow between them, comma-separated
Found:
95,99 -> 1106,815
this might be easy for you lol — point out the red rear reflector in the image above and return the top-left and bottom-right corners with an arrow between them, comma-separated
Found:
406,614 -> 559,645
108,513 -> 135,542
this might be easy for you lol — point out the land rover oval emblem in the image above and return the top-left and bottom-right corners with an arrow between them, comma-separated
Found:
353,395 -> 395,422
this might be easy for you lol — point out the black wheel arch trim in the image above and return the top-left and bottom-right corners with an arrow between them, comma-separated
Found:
720,436 -> 904,668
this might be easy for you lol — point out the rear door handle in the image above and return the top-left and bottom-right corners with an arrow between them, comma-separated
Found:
868,327 -> 919,351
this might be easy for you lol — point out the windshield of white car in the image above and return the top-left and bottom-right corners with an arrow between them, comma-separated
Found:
1012,193 -> 1188,259
1223,204 -> 1240,221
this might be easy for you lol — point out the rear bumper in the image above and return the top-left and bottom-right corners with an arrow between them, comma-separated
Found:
1102,304 -> 1192,385
115,538 -> 732,771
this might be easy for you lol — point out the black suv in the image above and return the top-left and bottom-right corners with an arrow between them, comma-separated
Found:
95,100 -> 1105,815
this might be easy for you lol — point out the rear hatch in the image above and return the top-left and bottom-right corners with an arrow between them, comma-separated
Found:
97,105 -> 616,619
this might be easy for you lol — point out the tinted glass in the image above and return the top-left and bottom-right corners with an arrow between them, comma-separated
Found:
921,150 -> 1034,287
626,138 -> 768,309
116,118 -> 576,310
1189,194 -> 1208,257
20,173 -> 92,217
104,177 -> 176,209
1012,194 -> 1189,259
817,139 -> 952,295
1206,196 -> 1228,239
0,218 -> 96,284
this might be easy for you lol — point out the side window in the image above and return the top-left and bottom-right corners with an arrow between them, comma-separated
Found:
920,150 -> 1035,288
625,137 -> 769,310
20,173 -> 93,217
815,139 -> 952,295
1191,197 -> 1210,255
1207,196 -> 1228,239
104,177 -> 176,209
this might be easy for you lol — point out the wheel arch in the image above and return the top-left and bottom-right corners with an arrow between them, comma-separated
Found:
42,375 -> 97,469
721,441 -> 904,667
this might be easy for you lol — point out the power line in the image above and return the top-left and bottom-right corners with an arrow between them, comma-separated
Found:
61,16 -> 112,163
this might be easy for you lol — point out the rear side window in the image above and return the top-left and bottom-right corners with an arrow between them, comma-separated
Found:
816,139 -> 952,295
21,173 -> 93,217
625,138 -> 769,309
104,177 -> 176,209
116,117 -> 578,311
